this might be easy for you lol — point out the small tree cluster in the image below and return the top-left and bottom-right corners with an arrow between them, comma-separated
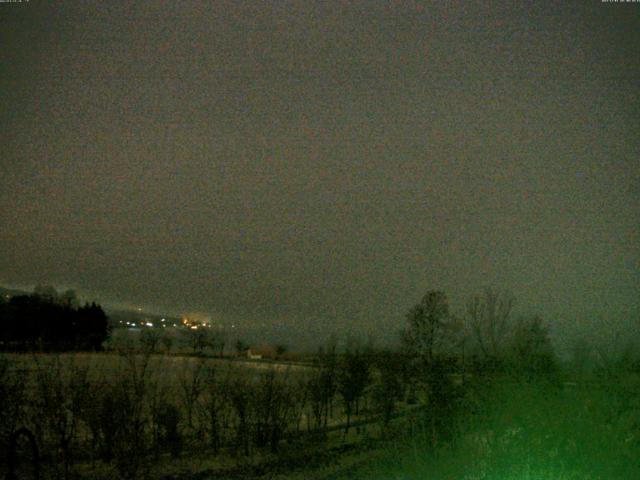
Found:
0,287 -> 108,351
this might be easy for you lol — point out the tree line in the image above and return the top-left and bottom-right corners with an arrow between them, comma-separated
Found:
403,288 -> 557,379
4,285 -> 635,479
0,286 -> 109,351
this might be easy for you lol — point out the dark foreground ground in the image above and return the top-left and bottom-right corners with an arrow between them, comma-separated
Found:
3,352 -> 639,480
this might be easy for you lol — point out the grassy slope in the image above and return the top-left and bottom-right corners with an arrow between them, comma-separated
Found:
342,375 -> 640,480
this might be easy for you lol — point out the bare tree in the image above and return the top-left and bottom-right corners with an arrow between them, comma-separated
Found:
337,343 -> 371,434
253,368 -> 297,452
308,367 -> 330,431
186,328 -> 210,355
403,290 -> 457,366
178,358 -> 206,431
0,357 -> 26,449
511,315 -> 556,377
466,288 -> 515,366
151,394 -> 182,458
402,290 -> 461,448
140,328 -> 161,354
307,340 -> 338,430
211,329 -> 226,358
371,352 -> 406,429
161,331 -> 174,354
198,364 -> 231,453
109,349 -> 153,479
227,373 -> 252,456
33,355 -> 90,479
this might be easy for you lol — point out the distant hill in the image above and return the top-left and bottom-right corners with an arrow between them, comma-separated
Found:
0,286 -> 182,329
0,286 -> 378,353
0,286 -> 30,300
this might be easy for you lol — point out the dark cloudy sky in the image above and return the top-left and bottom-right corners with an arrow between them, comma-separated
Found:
1,1 -> 639,343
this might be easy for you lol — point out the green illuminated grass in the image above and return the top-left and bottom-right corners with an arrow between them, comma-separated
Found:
351,374 -> 640,480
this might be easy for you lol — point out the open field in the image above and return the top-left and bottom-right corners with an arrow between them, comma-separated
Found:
2,351 -> 640,479
0,350 -> 407,479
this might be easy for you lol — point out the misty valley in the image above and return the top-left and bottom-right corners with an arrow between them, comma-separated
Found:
1,287 -> 639,479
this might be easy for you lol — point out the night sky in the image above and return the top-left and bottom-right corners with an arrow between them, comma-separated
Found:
1,2 -> 639,346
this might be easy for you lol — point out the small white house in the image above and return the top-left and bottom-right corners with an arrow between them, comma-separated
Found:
246,349 -> 262,360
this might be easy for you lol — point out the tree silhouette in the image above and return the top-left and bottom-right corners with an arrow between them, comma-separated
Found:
466,288 -> 515,371
511,315 -> 556,378
403,290 -> 456,366
0,288 -> 109,351
338,343 -> 370,433
402,290 -> 461,448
